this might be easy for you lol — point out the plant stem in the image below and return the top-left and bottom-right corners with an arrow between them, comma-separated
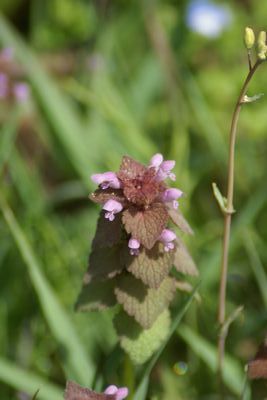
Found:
217,60 -> 262,385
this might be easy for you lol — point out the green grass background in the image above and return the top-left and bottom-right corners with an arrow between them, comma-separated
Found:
0,0 -> 267,399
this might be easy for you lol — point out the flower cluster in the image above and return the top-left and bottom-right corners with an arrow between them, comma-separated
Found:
90,153 -> 183,254
65,381 -> 128,400
0,48 -> 29,103
76,154 -> 198,364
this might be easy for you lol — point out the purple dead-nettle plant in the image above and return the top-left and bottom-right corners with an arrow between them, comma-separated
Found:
65,381 -> 128,400
76,154 -> 198,364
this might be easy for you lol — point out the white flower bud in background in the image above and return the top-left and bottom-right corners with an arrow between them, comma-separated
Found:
244,27 -> 255,50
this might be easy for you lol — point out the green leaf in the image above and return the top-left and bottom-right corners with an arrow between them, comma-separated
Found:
173,237 -> 198,276
212,182 -> 228,214
0,357 -> 62,400
115,274 -> 176,329
177,324 -> 247,396
114,310 -> 171,364
0,195 -> 95,386
76,279 -> 117,312
133,283 -> 200,400
123,203 -> 168,250
167,206 -> 193,235
124,242 -> 174,288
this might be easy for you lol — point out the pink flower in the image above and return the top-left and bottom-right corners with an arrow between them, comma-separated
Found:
149,153 -> 176,181
104,385 -> 129,399
103,199 -> 123,221
91,171 -> 121,189
161,188 -> 183,209
13,82 -> 29,102
128,237 -> 140,256
159,228 -> 176,252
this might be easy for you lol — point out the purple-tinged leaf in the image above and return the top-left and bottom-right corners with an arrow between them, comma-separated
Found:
123,243 -> 174,288
248,336 -> 267,379
92,212 -> 122,248
90,188 -> 125,206
85,245 -> 125,283
76,279 -> 117,312
122,203 -> 168,249
64,381 -> 116,400
167,205 -> 194,235
173,237 -> 198,276
117,156 -> 146,181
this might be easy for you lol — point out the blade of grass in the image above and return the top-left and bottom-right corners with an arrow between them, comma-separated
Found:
0,105 -> 21,175
0,14 -> 96,188
0,194 -> 95,386
65,76 -> 156,161
133,283 -> 200,400
178,324 -> 248,396
0,357 -> 62,400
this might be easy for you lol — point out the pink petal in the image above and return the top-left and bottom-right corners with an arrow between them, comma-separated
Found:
116,387 -> 129,400
91,173 -> 105,185
104,385 -> 118,395
103,199 -> 123,213
150,153 -> 163,168
102,171 -> 115,179
159,228 -> 176,243
161,160 -> 175,172
162,188 -> 183,202
128,238 -> 140,250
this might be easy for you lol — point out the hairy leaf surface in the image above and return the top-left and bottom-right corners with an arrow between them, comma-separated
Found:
123,203 -> 168,249
123,243 -> 174,288
174,237 -> 198,276
85,245 -> 125,282
114,309 -> 170,364
65,381 -> 115,400
115,274 -> 175,328
168,206 -> 193,235
92,212 -> 122,248
76,280 -> 117,312
90,188 -> 125,205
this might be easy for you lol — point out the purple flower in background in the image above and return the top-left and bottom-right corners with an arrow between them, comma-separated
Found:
128,237 -> 140,256
186,0 -> 232,38
159,228 -> 177,252
0,47 -> 13,63
103,199 -> 123,221
149,153 -> 176,181
104,385 -> 129,399
13,82 -> 29,102
91,171 -> 121,189
161,188 -> 183,209
0,73 -> 8,99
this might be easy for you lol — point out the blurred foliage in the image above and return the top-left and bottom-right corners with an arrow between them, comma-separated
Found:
0,0 -> 267,399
